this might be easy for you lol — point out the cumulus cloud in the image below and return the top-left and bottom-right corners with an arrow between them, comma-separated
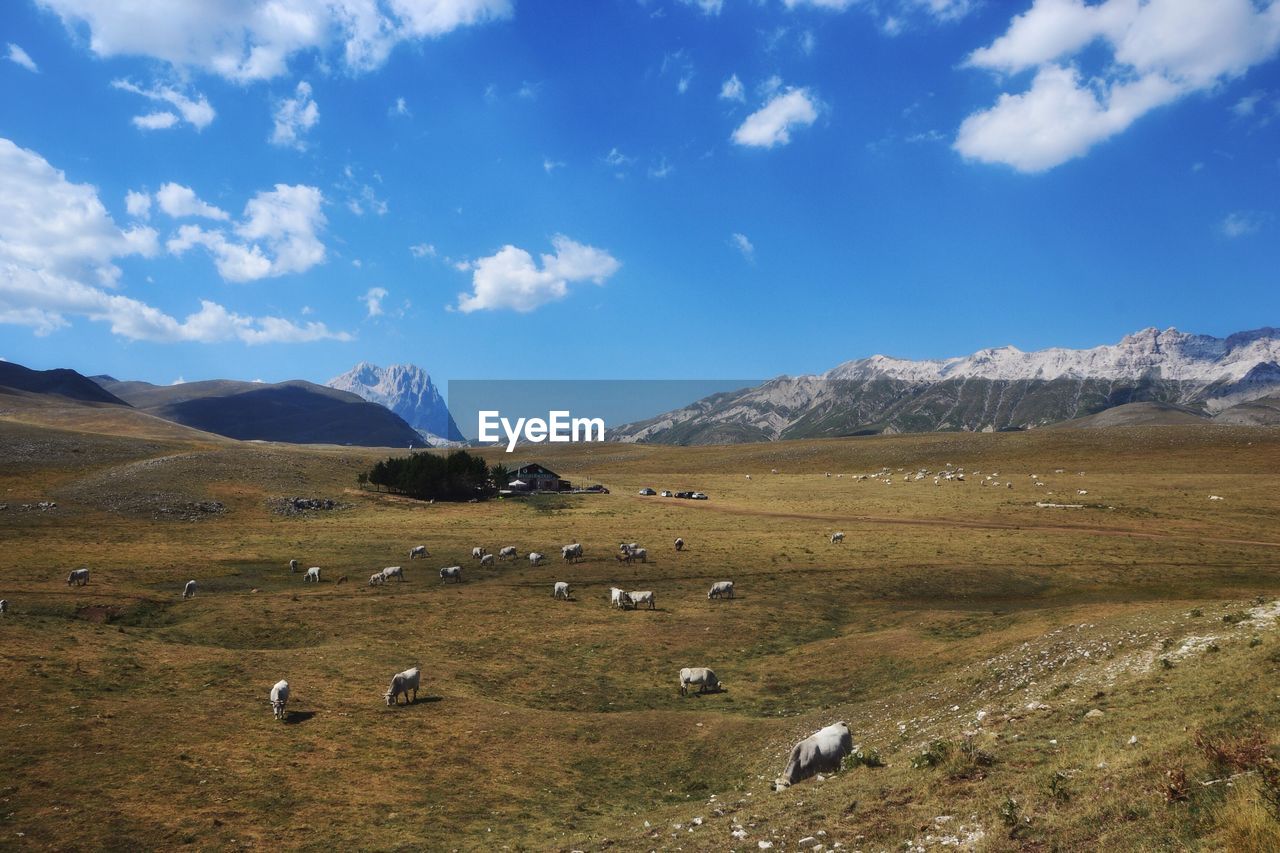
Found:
362,286 -> 388,317
125,190 -> 152,220
455,235 -> 621,313
731,232 -> 755,261
957,0 -> 1280,172
166,184 -> 327,282
732,86 -> 819,148
390,96 -> 411,117
409,242 -> 437,258
6,43 -> 38,72
271,81 -> 319,149
41,0 -> 512,82
680,0 -> 723,13
111,79 -> 215,131
155,183 -> 230,221
0,137 -> 343,344
720,73 -> 745,102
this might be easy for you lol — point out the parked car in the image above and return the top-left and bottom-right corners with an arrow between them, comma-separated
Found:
659,490 -> 673,497
691,492 -> 709,500
638,488 -> 656,496
675,491 -> 694,499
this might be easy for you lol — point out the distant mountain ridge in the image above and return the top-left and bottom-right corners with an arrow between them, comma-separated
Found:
0,361 -> 129,406
612,328 -> 1280,444
92,376 -> 426,448
326,362 -> 461,442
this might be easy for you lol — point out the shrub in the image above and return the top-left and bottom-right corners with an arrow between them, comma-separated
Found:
846,747 -> 885,769
911,739 -> 952,770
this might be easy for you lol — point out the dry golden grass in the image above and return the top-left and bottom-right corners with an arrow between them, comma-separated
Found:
1,397 -> 1279,850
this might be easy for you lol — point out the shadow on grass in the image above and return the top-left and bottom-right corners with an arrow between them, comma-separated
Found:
284,710 -> 316,724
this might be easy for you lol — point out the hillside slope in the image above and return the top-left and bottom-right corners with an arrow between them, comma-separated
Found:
0,362 -> 130,406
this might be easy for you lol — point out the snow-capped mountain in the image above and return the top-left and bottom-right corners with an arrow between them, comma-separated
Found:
326,362 -> 462,442
612,328 -> 1280,444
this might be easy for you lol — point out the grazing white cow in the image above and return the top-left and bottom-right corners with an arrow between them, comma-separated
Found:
289,559 -> 299,573
610,587 -> 632,609
707,581 -> 734,600
674,537 -> 685,552
270,680 -> 290,721
627,548 -> 647,563
385,667 -> 420,706
303,567 -> 321,583
772,722 -> 853,790
369,572 -> 386,586
831,532 -> 845,544
479,554 -> 495,567
679,667 -> 720,697
440,566 -> 463,583
381,566 -> 404,583
745,474 -> 752,480
0,599 -> 8,615
471,547 -> 487,560
528,552 -> 544,566
562,543 -> 583,563
67,568 -> 89,586
409,545 -> 428,560
182,580 -> 197,599
499,546 -> 517,560
553,581 -> 571,600
628,590 -> 655,610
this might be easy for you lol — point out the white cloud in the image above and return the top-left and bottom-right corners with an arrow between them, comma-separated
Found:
1232,91 -> 1264,117
41,0 -> 512,82
731,232 -> 755,261
166,184 -> 327,282
125,190 -> 152,220
720,73 -> 745,102
456,235 -> 620,313
111,79 -> 215,131
132,111 -> 179,131
155,183 -> 230,221
782,0 -> 857,9
0,137 -> 343,344
409,242 -> 437,258
732,86 -> 820,148
362,286 -> 388,317
958,0 -> 1280,172
271,81 -> 319,149
680,0 -> 723,13
1221,211 -> 1265,238
6,43 -> 38,72
543,157 -> 565,174
648,158 -> 674,179
390,96 -> 411,117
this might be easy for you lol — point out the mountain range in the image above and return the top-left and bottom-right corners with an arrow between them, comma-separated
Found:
611,327 -> 1280,444
326,362 -> 462,443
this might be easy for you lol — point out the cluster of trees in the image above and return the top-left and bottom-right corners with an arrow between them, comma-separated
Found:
358,450 -> 510,501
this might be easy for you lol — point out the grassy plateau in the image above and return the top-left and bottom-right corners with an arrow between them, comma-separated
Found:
1,392 -> 1279,851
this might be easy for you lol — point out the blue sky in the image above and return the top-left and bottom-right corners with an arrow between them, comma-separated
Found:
1,0 -> 1278,388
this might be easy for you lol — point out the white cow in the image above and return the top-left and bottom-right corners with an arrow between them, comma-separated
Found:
480,554 -> 495,567
471,547 -> 487,560
562,543 -> 583,563
707,581 -> 734,599
772,722 -> 853,789
368,572 -> 386,586
830,532 -> 845,544
679,667 -> 720,697
499,546 -> 517,560
674,537 -> 685,552
182,580 -> 197,599
67,568 -> 89,586
381,566 -> 404,582
303,567 -> 321,583
385,667 -> 420,706
0,600 -> 8,615
270,680 -> 290,721
409,545 -> 428,560
629,548 -> 648,563
528,552 -> 544,566
619,542 -> 639,554
610,587 -> 632,609
553,581 -> 571,600
745,474 -> 752,480
289,559 -> 299,573
440,566 -> 463,583
628,590 -> 655,610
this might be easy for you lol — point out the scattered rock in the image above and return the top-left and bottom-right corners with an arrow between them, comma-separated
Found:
1084,709 -> 1105,720
268,496 -> 348,516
